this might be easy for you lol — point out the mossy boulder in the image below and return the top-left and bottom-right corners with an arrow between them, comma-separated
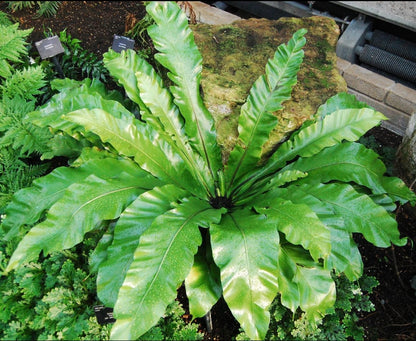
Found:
191,16 -> 347,162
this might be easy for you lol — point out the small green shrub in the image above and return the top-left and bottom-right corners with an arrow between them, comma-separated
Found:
0,228 -> 202,340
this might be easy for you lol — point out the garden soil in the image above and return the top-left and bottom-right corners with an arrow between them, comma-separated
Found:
1,1 -> 415,340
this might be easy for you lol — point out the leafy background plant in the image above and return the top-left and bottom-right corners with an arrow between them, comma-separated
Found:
6,1 -> 61,18
1,2 -> 415,341
0,14 -> 50,213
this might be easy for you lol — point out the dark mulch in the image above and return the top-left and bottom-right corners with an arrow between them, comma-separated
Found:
1,1 -> 415,340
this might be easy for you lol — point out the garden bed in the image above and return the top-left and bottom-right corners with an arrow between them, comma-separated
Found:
1,1 -> 415,340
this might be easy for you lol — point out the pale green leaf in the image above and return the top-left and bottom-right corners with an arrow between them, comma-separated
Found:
64,108 -> 206,198
6,165 -> 158,272
277,185 -> 363,280
234,107 -> 387,198
283,142 -> 388,193
134,67 -> 214,195
316,92 -> 371,119
255,196 -> 331,262
302,182 -> 407,247
279,244 -> 336,322
210,209 -> 280,340
146,1 -> 222,177
97,184 -> 187,307
226,28 -> 306,186
28,79 -> 133,134
110,197 -> 224,340
2,156 -> 135,240
103,48 -> 151,115
185,236 -> 222,319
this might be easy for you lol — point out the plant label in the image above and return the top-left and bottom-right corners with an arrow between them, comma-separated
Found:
94,305 -> 116,325
112,35 -> 135,53
35,36 -> 64,59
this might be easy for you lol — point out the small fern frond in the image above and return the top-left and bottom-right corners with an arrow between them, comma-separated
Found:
0,66 -> 46,101
0,147 -> 49,212
6,1 -> 36,12
0,11 -> 13,26
35,1 -> 61,18
0,23 -> 33,77
0,96 -> 51,156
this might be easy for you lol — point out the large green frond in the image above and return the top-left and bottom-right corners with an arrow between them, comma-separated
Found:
64,108 -> 205,197
97,184 -> 188,307
210,209 -> 280,340
277,185 -> 363,280
185,234 -> 222,319
134,65 -> 214,195
110,197 -> 224,340
255,196 -> 331,262
28,79 -> 133,134
301,182 -> 407,247
283,142 -> 388,193
103,48 -> 151,115
6,163 -> 158,272
146,1 -> 222,178
1,156 -> 132,240
315,91 -> 371,119
226,28 -> 307,187
234,107 -> 387,198
277,244 -> 336,322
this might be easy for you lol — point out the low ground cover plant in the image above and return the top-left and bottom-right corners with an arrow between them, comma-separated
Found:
1,1 -> 415,340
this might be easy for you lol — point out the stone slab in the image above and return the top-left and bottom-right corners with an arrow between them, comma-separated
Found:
348,89 -> 410,135
343,64 -> 395,101
385,83 -> 416,115
185,1 -> 241,25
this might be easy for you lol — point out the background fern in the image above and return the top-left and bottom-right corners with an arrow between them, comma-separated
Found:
0,11 -> 12,26
0,23 -> 33,78
6,1 -> 61,18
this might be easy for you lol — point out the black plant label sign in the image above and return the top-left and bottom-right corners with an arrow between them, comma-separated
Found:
112,35 -> 135,53
94,305 -> 116,325
35,36 -> 64,59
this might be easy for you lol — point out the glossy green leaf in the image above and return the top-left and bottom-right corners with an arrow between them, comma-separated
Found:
64,108 -> 206,197
102,49 -> 151,114
146,1 -> 222,177
302,182 -> 407,247
210,209 -> 280,340
185,234 -> 222,319
278,185 -> 363,280
278,244 -> 336,322
226,28 -> 306,187
97,184 -> 187,307
89,220 -> 116,273
28,79 -> 133,134
381,176 -> 416,205
283,142 -> 388,193
316,91 -> 371,119
284,245 -> 336,322
234,108 -> 387,197
255,196 -> 331,262
2,156 -> 134,240
6,163 -> 158,272
110,197 -> 224,340
134,66 -> 214,195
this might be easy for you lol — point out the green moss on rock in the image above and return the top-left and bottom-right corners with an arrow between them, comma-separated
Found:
191,16 -> 347,162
